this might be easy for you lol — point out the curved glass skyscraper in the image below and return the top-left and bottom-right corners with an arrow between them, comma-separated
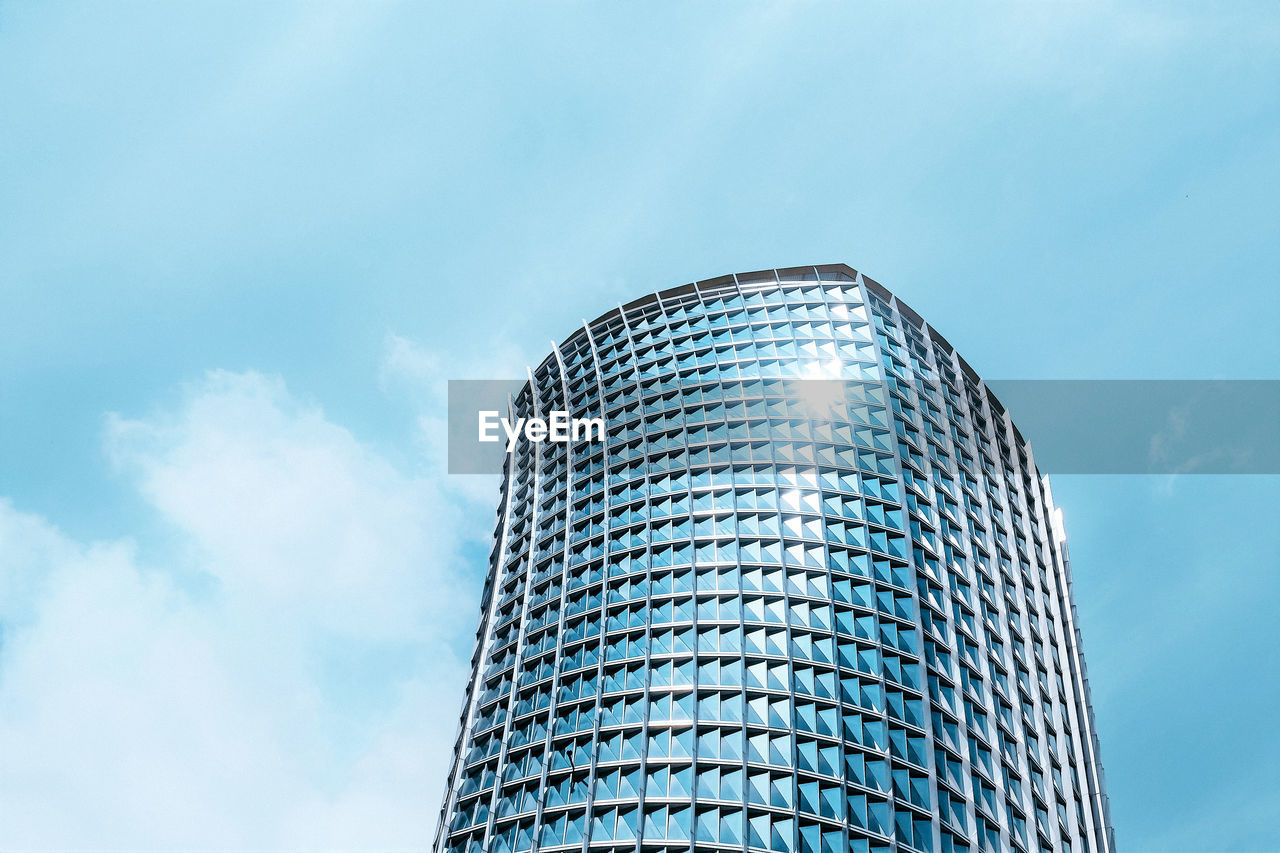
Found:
434,265 -> 1114,853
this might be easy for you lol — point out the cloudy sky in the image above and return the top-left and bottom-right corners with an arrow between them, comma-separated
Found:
1,2 -> 1277,850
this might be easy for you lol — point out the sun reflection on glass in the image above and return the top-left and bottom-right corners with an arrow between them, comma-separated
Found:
793,359 -> 846,419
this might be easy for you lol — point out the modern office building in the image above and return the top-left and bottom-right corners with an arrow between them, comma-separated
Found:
434,265 -> 1114,853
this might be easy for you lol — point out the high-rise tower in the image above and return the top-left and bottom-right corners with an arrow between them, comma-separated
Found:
434,265 -> 1114,853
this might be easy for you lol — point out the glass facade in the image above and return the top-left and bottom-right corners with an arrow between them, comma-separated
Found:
434,265 -> 1114,853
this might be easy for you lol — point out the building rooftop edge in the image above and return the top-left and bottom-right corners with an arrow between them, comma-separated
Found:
539,262 -> 1027,453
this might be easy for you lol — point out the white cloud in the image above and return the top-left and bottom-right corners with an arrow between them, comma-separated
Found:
106,370 -> 475,640
0,368 -> 489,850
379,331 -> 529,514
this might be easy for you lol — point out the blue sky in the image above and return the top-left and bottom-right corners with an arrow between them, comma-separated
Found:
1,1 -> 1277,849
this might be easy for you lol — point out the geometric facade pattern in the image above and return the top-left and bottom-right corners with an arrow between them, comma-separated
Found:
433,264 -> 1115,853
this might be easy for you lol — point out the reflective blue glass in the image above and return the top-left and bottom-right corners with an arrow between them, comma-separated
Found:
435,266 -> 1113,853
